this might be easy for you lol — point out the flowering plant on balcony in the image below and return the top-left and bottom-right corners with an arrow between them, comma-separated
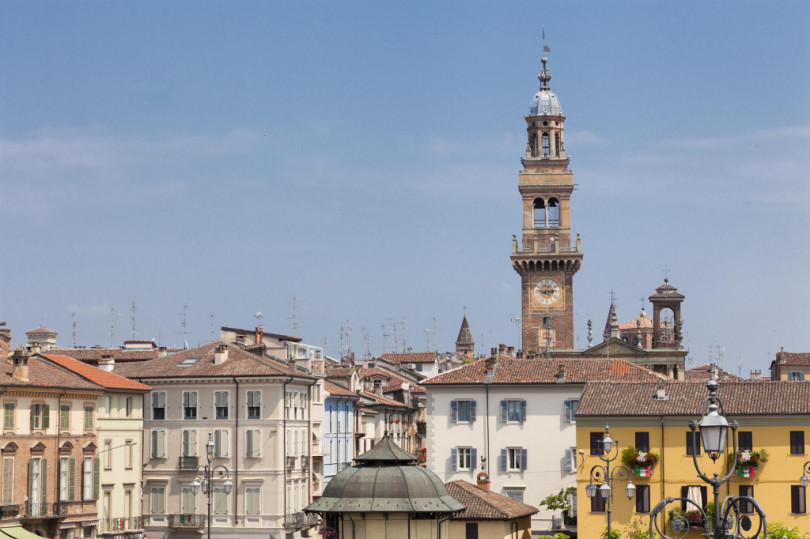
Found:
728,449 -> 768,477
318,526 -> 336,537
621,447 -> 659,477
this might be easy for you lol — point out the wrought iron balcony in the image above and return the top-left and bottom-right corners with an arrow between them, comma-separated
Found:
22,501 -> 55,518
178,456 -> 199,470
168,513 -> 204,529
284,511 -> 319,529
99,516 -> 143,533
286,456 -> 296,469
0,504 -> 20,519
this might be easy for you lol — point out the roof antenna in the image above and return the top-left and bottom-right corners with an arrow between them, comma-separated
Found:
210,313 -> 215,339
109,306 -> 116,348
131,301 -> 137,340
542,26 -> 550,54
72,312 -> 77,348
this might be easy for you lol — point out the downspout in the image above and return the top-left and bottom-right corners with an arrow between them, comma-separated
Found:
232,376 -> 239,525
484,383 -> 491,475
304,378 -> 316,503
56,388 -> 67,514
660,415 -> 666,533
282,376 -> 293,521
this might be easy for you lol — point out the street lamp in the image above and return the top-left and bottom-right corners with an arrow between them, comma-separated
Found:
585,425 -> 635,538
649,380 -> 767,538
800,461 -> 810,488
191,433 -> 233,539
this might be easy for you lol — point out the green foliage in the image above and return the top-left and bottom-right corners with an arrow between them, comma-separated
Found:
620,446 -> 660,466
538,487 -> 574,512
623,518 -> 651,539
550,534 -> 571,539
767,522 -> 810,539
600,527 -> 621,539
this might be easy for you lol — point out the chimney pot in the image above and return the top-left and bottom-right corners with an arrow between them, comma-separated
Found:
213,345 -> 229,365
476,472 -> 490,491
12,348 -> 29,382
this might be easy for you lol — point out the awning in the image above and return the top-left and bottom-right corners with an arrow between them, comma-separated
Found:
0,526 -> 49,539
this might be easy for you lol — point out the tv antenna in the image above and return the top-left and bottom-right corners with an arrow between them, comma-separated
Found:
131,301 -> 137,340
210,313 -> 215,339
109,307 -> 116,347
255,311 -> 263,327
289,297 -> 301,337
180,303 -> 191,348
72,312 -> 77,348
424,328 -> 431,351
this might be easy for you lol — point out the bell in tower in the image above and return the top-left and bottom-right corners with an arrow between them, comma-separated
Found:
511,52 -> 582,354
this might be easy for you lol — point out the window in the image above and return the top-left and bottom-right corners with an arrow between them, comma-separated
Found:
125,440 -> 133,469
686,432 -> 701,456
500,448 -> 527,471
152,392 -> 166,420
60,404 -> 70,431
500,400 -> 526,423
451,400 -> 475,423
83,405 -> 94,431
738,485 -> 754,513
182,391 -> 197,420
215,391 -> 229,420
31,403 -> 49,431
180,357 -> 200,366
102,396 -> 110,418
451,447 -> 476,471
245,487 -> 261,515
150,486 -> 165,514
247,391 -> 261,419
547,198 -> 560,227
181,486 -> 195,514
465,522 -> 478,539
790,431 -> 805,455
313,384 -> 322,403
533,198 -> 546,227
564,399 -> 578,423
214,430 -> 229,458
542,133 -> 550,156
791,485 -> 806,514
738,431 -> 753,452
2,457 -> 13,505
246,429 -> 261,458
82,456 -> 98,501
636,484 -> 650,513
60,457 -> 69,501
151,430 -> 166,458
564,448 -> 576,473
213,487 -> 228,514
103,440 -> 112,470
182,430 -> 197,457
590,432 -> 603,456
591,487 -> 606,512
680,486 -> 707,511
635,432 -> 650,453
504,489 -> 524,503
125,397 -> 132,418
3,402 -> 14,430
789,371 -> 806,381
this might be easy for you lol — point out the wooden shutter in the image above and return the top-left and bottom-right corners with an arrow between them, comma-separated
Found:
450,448 -> 457,470
450,400 -> 457,422
499,449 -> 507,471
214,489 -> 227,514
68,458 -> 75,501
40,459 -> 47,507
564,448 -> 574,472
500,401 -> 507,422
2,458 -> 12,504
564,400 -> 572,422
92,458 -> 99,500
42,405 -> 50,430
470,401 -> 476,422
27,461 -> 33,503
521,448 -> 528,470
151,431 -> 158,458
520,400 -> 527,422
471,448 -> 477,469
215,430 -> 229,457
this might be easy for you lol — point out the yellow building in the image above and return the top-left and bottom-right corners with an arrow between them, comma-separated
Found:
575,381 -> 810,537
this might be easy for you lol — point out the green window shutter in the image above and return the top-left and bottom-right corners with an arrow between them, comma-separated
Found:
2,458 -> 13,505
27,461 -> 33,504
68,458 -> 75,501
42,405 -> 50,430
40,459 -> 47,507
92,458 -> 99,500
4,403 -> 13,429
30,407 -> 35,431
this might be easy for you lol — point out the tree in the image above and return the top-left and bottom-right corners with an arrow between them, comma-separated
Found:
538,487 -> 574,512
767,522 -> 810,539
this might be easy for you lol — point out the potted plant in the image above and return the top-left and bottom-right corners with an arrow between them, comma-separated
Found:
668,508 -> 704,528
621,447 -> 659,477
727,449 -> 769,478
318,526 -> 337,537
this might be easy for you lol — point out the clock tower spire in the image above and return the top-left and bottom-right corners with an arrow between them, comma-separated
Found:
511,53 -> 582,353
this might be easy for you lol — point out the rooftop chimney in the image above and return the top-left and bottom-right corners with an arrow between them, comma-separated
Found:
158,347 -> 168,358
98,354 -> 115,372
556,364 -> 566,383
750,370 -> 762,381
485,348 -> 498,373
476,472 -> 490,492
214,344 -> 229,365
12,348 -> 29,382
507,346 -> 515,357
255,326 -> 264,345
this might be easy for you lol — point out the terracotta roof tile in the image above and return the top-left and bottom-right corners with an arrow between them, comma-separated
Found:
26,326 -> 58,335
362,367 -> 426,394
360,390 -> 410,408
380,352 -> 437,364
619,315 -> 653,330
446,480 -> 538,520
112,341 -> 311,380
42,354 -> 152,391
47,347 -> 159,363
775,352 -> 810,367
324,381 -> 357,398
324,366 -> 353,378
577,381 -> 810,416
423,357 -> 667,385
684,364 -> 743,382
1,356 -> 101,391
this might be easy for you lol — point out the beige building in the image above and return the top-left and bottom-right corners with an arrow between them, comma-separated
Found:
770,349 -> 810,381
113,341 -> 318,539
445,477 -> 537,539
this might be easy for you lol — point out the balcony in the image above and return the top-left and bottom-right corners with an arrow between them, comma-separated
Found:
168,513 -> 204,529
178,456 -> 199,471
22,501 -> 56,518
301,458 -> 310,471
99,516 -> 143,533
284,512 -> 319,529
286,456 -> 296,470
0,505 -> 20,519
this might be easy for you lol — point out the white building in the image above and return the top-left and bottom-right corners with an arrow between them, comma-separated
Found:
423,352 -> 666,533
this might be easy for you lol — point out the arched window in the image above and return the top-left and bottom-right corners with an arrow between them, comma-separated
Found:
542,133 -> 550,157
547,198 -> 560,227
555,133 -> 561,156
530,134 -> 538,157
533,199 -> 546,228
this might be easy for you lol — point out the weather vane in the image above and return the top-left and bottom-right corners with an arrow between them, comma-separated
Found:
542,26 -> 550,54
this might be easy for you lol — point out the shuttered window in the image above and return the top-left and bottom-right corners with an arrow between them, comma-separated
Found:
739,485 -> 754,513
214,430 -> 229,458
686,432 -> 701,455
2,457 -> 13,505
181,487 -> 195,514
246,429 -> 261,458
182,392 -> 198,420
151,392 -> 166,420
150,487 -> 165,514
182,430 -> 198,457
215,391 -> 229,420
790,431 -> 805,455
636,484 -> 650,513
247,391 -> 261,419
151,431 -> 166,458
213,488 -> 228,514
563,400 -> 578,423
60,404 -> 70,431
83,406 -> 93,431
500,400 -> 526,422
791,485 -> 806,514
245,487 -> 261,515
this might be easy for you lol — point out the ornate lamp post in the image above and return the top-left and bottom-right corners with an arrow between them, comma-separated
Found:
585,425 -> 635,538
649,380 -> 767,538
190,433 -> 233,539
800,461 -> 810,489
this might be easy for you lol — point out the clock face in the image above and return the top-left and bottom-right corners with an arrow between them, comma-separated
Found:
534,279 -> 561,305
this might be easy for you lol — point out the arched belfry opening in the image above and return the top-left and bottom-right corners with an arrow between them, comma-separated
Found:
542,133 -> 550,157
547,198 -> 560,227
533,198 -> 546,227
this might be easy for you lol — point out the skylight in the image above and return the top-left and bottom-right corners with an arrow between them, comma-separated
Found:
180,357 -> 200,366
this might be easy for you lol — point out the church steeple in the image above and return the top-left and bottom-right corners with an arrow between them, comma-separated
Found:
511,49 -> 582,354
455,315 -> 475,358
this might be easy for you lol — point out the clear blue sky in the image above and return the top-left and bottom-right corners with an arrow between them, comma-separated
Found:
2,1 -> 808,375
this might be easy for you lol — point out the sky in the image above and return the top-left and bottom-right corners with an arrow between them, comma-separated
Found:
1,1 -> 809,375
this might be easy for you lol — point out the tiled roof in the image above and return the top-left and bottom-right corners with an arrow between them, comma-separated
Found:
383,377 -> 426,394
42,354 -> 152,391
619,314 -> 653,330
112,341 -> 310,380
47,347 -> 159,363
362,367 -> 426,394
774,352 -> 810,367
446,480 -> 538,520
577,381 -> 810,416
381,352 -> 437,364
360,390 -> 410,408
26,326 -> 58,335
324,381 -> 357,398
1,356 -> 101,390
684,364 -> 743,382
423,357 -> 668,385
325,366 -> 353,378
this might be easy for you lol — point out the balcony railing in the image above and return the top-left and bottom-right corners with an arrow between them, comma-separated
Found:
0,505 -> 20,519
178,456 -> 199,470
22,501 -> 55,518
168,513 -> 204,529
286,456 -> 296,470
301,458 -> 310,471
98,516 -> 143,533
284,512 -> 319,529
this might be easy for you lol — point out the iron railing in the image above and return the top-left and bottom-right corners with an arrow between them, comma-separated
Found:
286,456 -> 296,469
168,513 -> 204,528
98,516 -> 143,532
0,505 -> 20,519
178,456 -> 199,470
23,501 -> 55,518
284,512 -> 319,529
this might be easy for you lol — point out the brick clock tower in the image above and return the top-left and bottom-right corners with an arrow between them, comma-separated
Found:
511,56 -> 582,354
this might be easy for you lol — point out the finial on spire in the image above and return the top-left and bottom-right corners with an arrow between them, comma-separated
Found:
538,26 -> 552,89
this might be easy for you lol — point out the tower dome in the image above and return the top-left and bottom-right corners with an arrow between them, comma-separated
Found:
528,57 -> 563,116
